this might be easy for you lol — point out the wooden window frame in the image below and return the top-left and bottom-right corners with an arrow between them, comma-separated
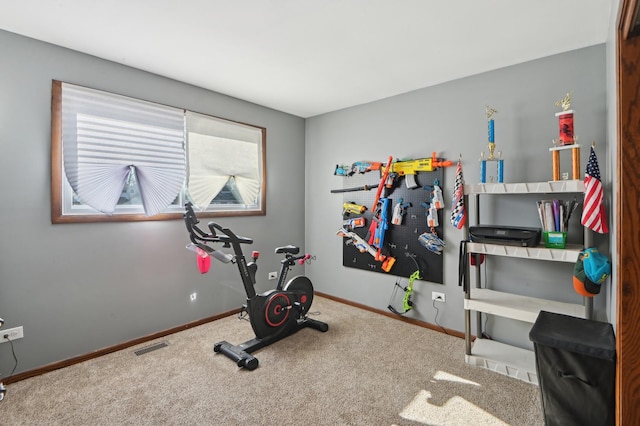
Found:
50,80 -> 267,223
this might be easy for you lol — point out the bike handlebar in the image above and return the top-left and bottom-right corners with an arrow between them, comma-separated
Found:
207,221 -> 253,245
184,202 -> 253,246
185,203 -> 312,266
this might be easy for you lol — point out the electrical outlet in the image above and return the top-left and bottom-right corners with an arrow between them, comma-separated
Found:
1,326 -> 24,342
432,292 -> 445,302
268,271 -> 277,280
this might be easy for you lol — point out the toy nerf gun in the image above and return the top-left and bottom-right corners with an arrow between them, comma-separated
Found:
386,152 -> 453,189
343,202 -> 366,215
367,198 -> 395,268
343,217 -> 366,230
431,182 -> 444,209
420,180 -> 444,228
337,227 -> 396,272
337,227 -> 377,258
391,198 -> 412,225
334,161 -> 382,176
371,156 -> 394,212
368,198 -> 391,253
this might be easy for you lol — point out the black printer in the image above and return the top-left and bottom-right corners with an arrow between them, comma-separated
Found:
469,225 -> 541,247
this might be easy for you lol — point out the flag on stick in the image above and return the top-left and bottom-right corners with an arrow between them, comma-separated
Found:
450,159 -> 466,229
581,146 -> 608,234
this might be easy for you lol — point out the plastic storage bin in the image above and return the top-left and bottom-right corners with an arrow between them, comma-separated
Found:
529,311 -> 615,426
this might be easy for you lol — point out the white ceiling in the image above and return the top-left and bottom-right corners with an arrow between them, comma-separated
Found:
0,1 -> 612,118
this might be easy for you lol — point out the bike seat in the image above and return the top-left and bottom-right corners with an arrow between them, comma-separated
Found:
275,245 -> 299,255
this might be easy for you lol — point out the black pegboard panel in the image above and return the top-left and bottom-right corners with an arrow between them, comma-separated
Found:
335,169 -> 444,283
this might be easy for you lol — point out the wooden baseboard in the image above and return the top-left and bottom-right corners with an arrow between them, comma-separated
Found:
3,292 -> 461,385
315,291 -> 465,339
2,308 -> 242,385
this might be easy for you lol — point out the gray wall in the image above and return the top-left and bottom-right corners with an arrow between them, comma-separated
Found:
0,26 -> 612,376
305,45 -> 608,350
0,30 -> 306,375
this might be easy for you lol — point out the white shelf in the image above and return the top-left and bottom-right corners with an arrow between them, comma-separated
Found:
465,288 -> 586,323
462,180 -> 589,385
467,242 -> 581,263
465,180 -> 585,195
465,339 -> 538,385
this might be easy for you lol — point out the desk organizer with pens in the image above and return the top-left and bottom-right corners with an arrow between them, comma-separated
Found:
537,197 -> 578,249
543,231 -> 567,249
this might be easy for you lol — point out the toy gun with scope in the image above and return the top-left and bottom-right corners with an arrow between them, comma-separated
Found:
385,152 -> 453,189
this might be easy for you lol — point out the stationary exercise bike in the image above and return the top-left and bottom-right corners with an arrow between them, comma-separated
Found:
184,202 -> 328,370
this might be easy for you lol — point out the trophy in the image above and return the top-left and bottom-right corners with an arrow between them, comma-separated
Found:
550,92 -> 581,180
555,92 -> 576,146
480,105 -> 504,183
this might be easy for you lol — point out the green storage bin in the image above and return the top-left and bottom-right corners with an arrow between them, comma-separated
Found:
543,231 -> 566,249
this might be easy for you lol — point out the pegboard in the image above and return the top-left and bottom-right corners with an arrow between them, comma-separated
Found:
336,168 -> 444,284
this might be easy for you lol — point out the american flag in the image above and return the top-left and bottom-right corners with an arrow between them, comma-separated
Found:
581,146 -> 608,234
450,159 -> 466,229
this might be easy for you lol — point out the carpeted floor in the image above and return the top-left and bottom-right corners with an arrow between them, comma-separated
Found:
0,296 -> 543,425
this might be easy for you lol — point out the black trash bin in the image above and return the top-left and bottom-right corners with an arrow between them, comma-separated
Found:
529,311 -> 616,426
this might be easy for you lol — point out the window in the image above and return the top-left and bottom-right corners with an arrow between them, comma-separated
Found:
51,81 -> 266,223
185,111 -> 263,212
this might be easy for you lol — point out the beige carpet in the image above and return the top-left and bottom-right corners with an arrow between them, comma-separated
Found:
0,296 -> 542,425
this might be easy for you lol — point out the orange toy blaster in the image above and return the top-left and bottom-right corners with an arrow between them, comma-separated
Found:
334,161 -> 382,176
386,152 -> 453,189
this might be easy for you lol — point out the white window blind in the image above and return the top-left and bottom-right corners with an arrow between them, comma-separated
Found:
185,111 -> 262,209
61,83 -> 186,216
